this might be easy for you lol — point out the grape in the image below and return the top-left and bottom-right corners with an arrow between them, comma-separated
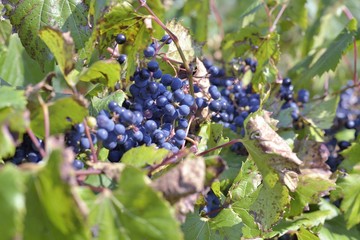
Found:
161,142 -> 173,150
164,104 -> 176,116
178,105 -> 190,116
80,137 -> 91,149
115,34 -> 126,44
120,110 -> 135,126
181,94 -> 194,106
147,60 -> 159,72
171,77 -> 182,91
208,66 -> 219,76
173,89 -> 185,102
209,100 -> 222,112
75,123 -> 85,134
27,152 -> 39,163
338,141 -> 351,150
108,150 -> 123,162
144,46 -> 156,58
144,120 -> 157,133
156,96 -> 168,107
195,97 -> 207,109
282,77 -> 292,86
117,54 -> 127,64
140,68 -> 151,80
96,128 -> 109,141
177,118 -> 188,129
114,124 -> 126,135
175,129 -> 186,140
72,159 -> 84,170
161,74 -> 173,86
153,129 -> 165,143
209,85 -> 221,100
160,34 -> 172,44
297,89 -> 310,103
153,69 -> 163,79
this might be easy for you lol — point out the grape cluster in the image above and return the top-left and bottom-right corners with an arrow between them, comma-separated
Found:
7,134 -> 43,164
279,77 -> 310,121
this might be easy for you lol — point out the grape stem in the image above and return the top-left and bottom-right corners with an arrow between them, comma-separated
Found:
83,119 -> 98,163
137,0 -> 195,97
269,4 -> 287,33
26,126 -> 46,158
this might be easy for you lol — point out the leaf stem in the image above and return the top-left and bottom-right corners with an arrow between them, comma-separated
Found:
197,139 -> 241,156
137,0 -> 195,96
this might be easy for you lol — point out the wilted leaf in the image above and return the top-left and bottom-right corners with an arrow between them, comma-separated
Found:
241,110 -> 302,191
151,155 -> 206,221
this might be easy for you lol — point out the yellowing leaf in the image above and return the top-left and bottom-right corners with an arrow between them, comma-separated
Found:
166,20 -> 195,63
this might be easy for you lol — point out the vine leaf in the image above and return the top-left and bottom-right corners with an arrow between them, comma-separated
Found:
0,34 -> 45,87
121,145 -> 170,167
241,110 -> 302,192
81,165 -> 183,240
30,97 -> 88,138
39,27 -> 76,86
23,139 -> 90,239
4,0 -> 91,70
78,59 -> 120,89
0,165 -> 26,239
0,87 -> 27,160
151,155 -> 206,222
181,208 -> 243,240
166,20 -> 195,63
295,19 -> 358,87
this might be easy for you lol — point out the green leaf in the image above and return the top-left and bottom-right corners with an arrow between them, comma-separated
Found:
198,122 -> 229,155
340,142 -> 360,171
265,210 -> 332,238
228,158 -> 261,203
249,181 -> 290,230
23,145 -> 90,239
0,164 -> 26,239
297,227 -> 319,240
182,208 -> 243,240
89,90 -> 126,116
39,27 -> 75,86
85,1 -> 147,81
83,165 -> 183,240
0,86 -> 26,110
79,59 -> 121,89
338,169 -> 360,229
319,215 -> 360,240
30,97 -> 88,138
0,34 -> 45,87
0,19 -> 12,45
301,96 -> 339,129
297,19 -> 358,84
287,175 -> 335,217
0,124 -> 16,160
5,0 -> 90,69
121,145 -> 170,167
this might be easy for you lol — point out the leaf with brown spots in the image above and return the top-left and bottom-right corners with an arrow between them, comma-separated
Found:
241,110 -> 302,191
